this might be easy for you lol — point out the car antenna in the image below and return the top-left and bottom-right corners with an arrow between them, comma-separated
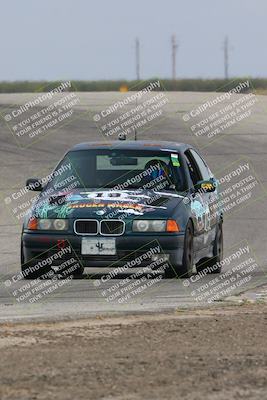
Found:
118,96 -> 138,141
118,133 -> 127,140
118,130 -> 137,141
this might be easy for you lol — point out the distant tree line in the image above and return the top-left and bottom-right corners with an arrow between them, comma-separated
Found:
0,78 -> 265,93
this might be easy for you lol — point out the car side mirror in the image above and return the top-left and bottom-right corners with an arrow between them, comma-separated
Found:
195,179 -> 216,193
26,178 -> 43,191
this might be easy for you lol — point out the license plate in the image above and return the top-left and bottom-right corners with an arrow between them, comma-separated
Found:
81,238 -> 116,255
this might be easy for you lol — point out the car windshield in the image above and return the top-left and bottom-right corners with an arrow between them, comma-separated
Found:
44,149 -> 186,194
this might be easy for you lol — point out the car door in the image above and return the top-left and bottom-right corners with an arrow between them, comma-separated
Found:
184,149 -> 216,249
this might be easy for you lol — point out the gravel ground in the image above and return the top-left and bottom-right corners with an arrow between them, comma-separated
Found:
0,304 -> 266,400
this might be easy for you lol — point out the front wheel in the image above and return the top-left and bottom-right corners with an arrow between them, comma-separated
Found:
21,261 -> 51,279
21,261 -> 84,279
209,221 -> 223,273
197,222 -> 223,274
21,242 -> 84,279
68,266 -> 84,278
20,242 -> 48,279
165,221 -> 194,278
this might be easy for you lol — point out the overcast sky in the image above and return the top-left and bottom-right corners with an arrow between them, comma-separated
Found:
1,0 -> 266,81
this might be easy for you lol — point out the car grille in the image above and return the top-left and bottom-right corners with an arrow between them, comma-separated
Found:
100,220 -> 124,235
74,220 -> 98,235
74,219 -> 125,236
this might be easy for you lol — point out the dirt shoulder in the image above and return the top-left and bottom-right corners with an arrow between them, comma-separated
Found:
0,304 -> 266,400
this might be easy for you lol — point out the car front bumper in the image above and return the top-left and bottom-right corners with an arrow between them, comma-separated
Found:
22,232 -> 185,269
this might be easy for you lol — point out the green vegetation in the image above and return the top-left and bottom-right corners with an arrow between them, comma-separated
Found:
0,78 -> 266,93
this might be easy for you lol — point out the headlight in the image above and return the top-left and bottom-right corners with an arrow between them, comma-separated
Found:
38,219 -> 52,230
132,219 -> 180,232
133,220 -> 166,232
151,220 -> 166,231
27,218 -> 69,231
53,219 -> 68,231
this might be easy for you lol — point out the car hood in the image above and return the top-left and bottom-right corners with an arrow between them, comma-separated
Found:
33,188 -> 186,220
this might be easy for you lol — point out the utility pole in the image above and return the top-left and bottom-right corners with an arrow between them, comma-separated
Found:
171,34 -> 178,80
135,38 -> 140,80
223,36 -> 229,80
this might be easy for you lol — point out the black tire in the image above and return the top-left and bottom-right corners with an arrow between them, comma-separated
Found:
20,242 -> 45,279
21,261 -> 52,279
21,261 -> 84,280
165,221 -> 194,278
209,221 -> 223,273
69,266 -> 84,278
197,222 -> 223,274
21,241 -> 84,279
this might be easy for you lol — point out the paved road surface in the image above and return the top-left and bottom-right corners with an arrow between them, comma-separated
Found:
0,89 -> 266,321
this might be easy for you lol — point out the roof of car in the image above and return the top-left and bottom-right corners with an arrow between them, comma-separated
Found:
71,140 -> 190,152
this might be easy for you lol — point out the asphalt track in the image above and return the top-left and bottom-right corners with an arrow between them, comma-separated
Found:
0,90 -> 266,322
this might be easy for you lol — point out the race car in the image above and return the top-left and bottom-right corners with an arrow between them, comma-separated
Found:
21,140 -> 223,279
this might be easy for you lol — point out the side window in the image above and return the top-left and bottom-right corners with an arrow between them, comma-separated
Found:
184,151 -> 201,186
188,149 -> 211,181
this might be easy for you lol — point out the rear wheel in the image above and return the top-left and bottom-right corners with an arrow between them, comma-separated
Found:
165,221 -> 194,278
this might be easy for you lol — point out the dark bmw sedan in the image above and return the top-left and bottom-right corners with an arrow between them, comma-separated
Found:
21,140 -> 223,279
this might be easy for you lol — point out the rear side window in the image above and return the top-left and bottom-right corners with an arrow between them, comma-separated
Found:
184,151 -> 201,185
185,149 -> 211,182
